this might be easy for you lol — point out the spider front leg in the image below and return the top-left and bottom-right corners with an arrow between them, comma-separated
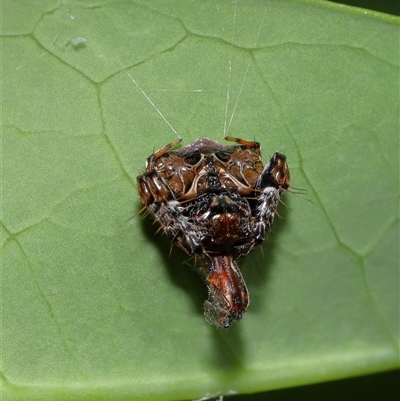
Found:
253,152 -> 290,244
224,136 -> 261,152
137,171 -> 203,255
146,138 -> 182,170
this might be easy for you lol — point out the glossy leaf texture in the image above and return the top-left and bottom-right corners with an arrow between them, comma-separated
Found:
2,0 -> 399,400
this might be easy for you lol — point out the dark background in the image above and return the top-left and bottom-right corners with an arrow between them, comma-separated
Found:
231,370 -> 399,401
330,0 -> 399,15
186,1 -> 399,400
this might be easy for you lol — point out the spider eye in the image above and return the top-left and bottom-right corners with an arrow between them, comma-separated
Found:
184,153 -> 201,165
215,152 -> 231,162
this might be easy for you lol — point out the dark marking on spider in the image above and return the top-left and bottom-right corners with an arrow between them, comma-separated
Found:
137,137 -> 290,329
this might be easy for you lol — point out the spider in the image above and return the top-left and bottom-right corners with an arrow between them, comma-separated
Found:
137,136 -> 290,328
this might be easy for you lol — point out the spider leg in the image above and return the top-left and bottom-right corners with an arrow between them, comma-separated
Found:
137,170 -> 203,255
224,136 -> 260,151
252,152 -> 291,245
146,138 -> 182,169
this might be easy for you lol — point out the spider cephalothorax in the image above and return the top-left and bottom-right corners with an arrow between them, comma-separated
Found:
137,136 -> 290,328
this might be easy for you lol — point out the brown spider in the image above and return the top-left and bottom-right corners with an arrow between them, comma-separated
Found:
137,136 -> 290,328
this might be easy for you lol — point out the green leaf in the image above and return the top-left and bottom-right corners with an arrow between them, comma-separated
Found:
2,0 -> 399,400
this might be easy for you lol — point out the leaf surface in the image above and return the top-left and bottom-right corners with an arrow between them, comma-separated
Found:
2,0 -> 399,400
